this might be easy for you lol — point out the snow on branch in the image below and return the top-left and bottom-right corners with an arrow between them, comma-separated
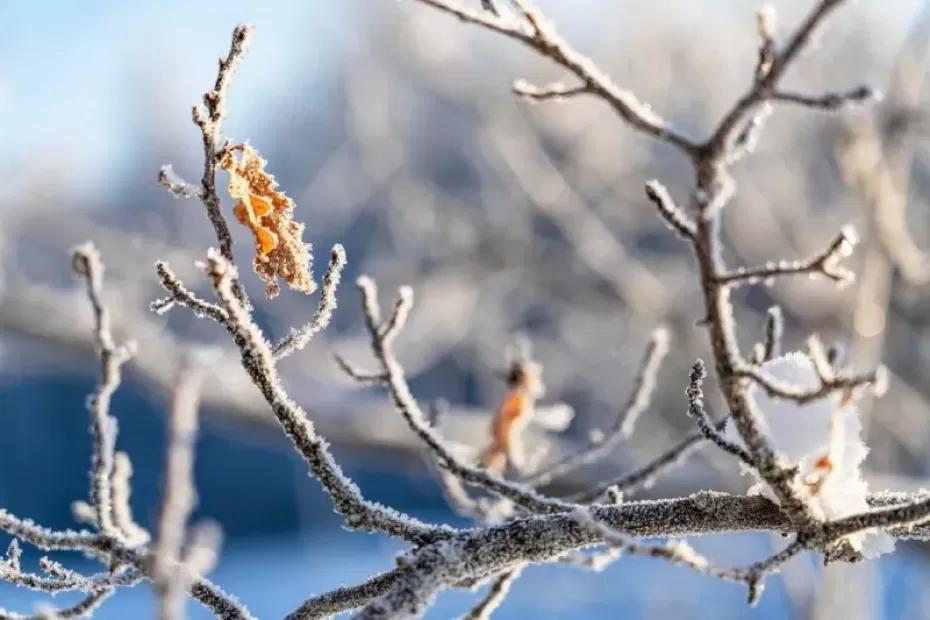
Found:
736,336 -> 887,406
461,567 -> 523,620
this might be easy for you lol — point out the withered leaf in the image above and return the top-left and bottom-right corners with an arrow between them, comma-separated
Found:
220,143 -> 316,298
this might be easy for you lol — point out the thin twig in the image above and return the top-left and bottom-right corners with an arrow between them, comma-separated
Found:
350,277 -> 579,514
715,227 -> 859,287
772,85 -> 879,110
204,252 -> 452,545
272,245 -> 347,360
152,261 -> 229,323
645,181 -> 696,240
152,364 -> 206,620
71,243 -> 132,541
462,567 -> 524,620
412,0 -> 699,155
687,361 -> 754,467
511,79 -> 591,102
525,328 -> 669,487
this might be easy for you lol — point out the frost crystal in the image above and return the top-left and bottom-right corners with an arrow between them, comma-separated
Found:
728,352 -> 895,558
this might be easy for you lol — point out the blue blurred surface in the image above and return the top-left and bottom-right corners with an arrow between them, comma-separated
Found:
1,377 -> 927,618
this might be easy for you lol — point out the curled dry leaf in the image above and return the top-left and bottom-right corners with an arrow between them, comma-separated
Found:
220,143 -> 316,298
480,358 -> 545,474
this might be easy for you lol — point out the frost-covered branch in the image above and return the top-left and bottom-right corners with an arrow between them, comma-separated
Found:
682,0 -> 878,527
152,261 -> 228,323
272,244 -> 347,360
644,181 -> 696,241
705,0 -> 867,155
511,79 -> 590,102
715,227 -> 859,287
201,252 -> 451,545
410,0 -> 699,155
343,490 -> 930,618
771,85 -> 879,110
462,567 -> 523,620
573,510 -> 803,606
72,243 -> 134,541
571,417 -> 730,502
111,452 -> 150,547
757,306 -> 784,364
1,246 -> 252,620
735,339 -> 887,406
344,276 -> 578,514
158,165 -> 203,200
161,24 -> 253,311
686,361 -> 754,468
286,570 -> 406,620
152,364 -> 207,620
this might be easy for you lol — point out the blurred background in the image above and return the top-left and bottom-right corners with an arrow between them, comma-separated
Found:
2,0 -> 930,617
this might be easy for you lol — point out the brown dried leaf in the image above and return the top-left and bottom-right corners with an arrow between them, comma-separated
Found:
220,143 -> 316,298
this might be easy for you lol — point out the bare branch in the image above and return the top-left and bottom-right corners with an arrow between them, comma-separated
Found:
761,306 -> 784,364
350,277 -> 579,514
772,85 -> 880,110
511,79 -> 591,102
152,364 -> 206,620
462,567 -> 523,620
736,353 -> 887,406
412,0 -> 699,155
204,252 -> 452,544
71,242 -> 133,541
272,245 -> 347,360
716,226 -> 859,287
152,261 -> 228,323
645,181 -> 697,240
158,165 -> 203,200
687,361 -> 754,467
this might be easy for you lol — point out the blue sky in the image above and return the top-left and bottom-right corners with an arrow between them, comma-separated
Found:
0,1 -> 347,197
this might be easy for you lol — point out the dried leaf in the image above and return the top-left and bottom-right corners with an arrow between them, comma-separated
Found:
220,143 -> 316,298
